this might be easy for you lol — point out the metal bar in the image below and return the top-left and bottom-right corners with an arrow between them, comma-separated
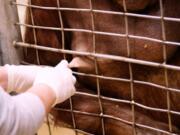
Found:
14,42 -> 180,71
135,123 -> 178,135
56,1 -> 78,135
46,114 -> 52,135
12,1 -> 180,23
54,107 -> 178,135
56,0 -> 66,59
159,0 -> 172,132
28,0 -> 40,64
122,0 -> 136,134
15,23 -> 180,47
89,0 -> 106,134
55,94 -> 180,116
75,129 -> 95,135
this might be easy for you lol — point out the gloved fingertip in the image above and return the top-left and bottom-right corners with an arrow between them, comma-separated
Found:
72,76 -> 76,84
56,60 -> 68,68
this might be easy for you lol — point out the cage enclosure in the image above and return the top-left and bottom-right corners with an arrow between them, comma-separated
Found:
1,0 -> 180,135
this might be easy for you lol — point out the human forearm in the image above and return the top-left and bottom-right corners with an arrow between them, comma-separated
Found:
0,88 -> 45,135
0,60 -> 76,135
27,84 -> 56,112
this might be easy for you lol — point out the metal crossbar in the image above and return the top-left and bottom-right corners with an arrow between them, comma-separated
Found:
12,0 -> 180,135
13,42 -> 180,71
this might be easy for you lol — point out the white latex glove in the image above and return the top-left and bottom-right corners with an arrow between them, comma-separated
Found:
5,65 -> 43,93
33,60 -> 76,105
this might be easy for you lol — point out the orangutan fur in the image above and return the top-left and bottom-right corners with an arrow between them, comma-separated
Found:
51,85 -> 180,134
24,0 -> 180,134
112,0 -> 158,11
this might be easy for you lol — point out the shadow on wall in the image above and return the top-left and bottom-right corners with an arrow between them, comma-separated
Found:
16,0 -> 28,40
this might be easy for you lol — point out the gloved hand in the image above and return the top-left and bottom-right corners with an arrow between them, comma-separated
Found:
4,64 -> 43,93
33,60 -> 76,105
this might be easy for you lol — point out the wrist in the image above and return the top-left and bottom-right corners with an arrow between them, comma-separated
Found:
27,84 -> 56,113
0,66 -> 8,90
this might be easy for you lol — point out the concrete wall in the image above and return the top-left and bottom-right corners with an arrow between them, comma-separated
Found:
0,0 -> 22,65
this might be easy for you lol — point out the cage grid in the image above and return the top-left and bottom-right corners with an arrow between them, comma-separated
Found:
8,0 -> 180,134
122,0 -> 136,134
159,0 -> 171,132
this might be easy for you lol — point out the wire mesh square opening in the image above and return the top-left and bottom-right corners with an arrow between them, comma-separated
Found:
12,0 -> 180,134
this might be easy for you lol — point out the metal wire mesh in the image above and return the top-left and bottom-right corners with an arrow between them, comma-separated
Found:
12,0 -> 180,134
